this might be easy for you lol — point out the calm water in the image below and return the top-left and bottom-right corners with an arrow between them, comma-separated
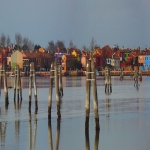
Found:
0,76 -> 150,150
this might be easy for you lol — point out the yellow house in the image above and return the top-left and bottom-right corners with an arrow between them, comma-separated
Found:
11,50 -> 23,69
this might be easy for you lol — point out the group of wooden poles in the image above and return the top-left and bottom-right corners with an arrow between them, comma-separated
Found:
0,54 -> 100,130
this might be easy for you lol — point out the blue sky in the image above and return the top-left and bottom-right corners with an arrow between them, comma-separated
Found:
0,0 -> 150,49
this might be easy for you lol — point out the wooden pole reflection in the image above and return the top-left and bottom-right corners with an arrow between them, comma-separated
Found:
48,117 -> 61,150
48,120 -> 53,150
85,122 -> 100,150
14,98 -> 22,143
0,105 -> 8,146
48,99 -> 61,150
28,112 -> 37,150
28,62 -> 38,113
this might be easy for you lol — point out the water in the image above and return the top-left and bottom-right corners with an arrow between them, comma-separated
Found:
0,76 -> 150,150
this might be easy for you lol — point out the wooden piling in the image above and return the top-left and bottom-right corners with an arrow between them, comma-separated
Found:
28,64 -> 32,111
33,64 -> 38,112
85,59 -> 91,129
19,68 -> 22,101
58,66 -> 63,96
48,62 -> 54,119
91,59 -> 100,130
28,62 -> 38,112
3,65 -> 9,105
54,62 -> 60,102
14,66 -> 17,101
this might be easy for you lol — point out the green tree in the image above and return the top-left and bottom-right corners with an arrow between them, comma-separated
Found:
74,60 -> 82,70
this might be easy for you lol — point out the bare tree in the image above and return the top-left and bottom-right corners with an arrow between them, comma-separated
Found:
15,33 -> 22,48
82,45 -> 88,51
22,37 -> 29,51
47,40 -> 55,52
55,40 -> 65,49
0,33 -> 6,47
28,40 -> 34,50
6,35 -> 11,47
90,37 -> 95,51
69,40 -> 74,48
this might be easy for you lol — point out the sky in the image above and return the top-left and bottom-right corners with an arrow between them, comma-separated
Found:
0,0 -> 150,50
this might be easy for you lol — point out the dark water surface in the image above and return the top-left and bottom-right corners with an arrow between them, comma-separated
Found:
0,76 -> 150,150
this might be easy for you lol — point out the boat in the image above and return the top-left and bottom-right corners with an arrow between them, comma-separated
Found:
9,74 -> 15,77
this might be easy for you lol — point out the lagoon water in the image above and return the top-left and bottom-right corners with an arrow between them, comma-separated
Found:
0,76 -> 150,150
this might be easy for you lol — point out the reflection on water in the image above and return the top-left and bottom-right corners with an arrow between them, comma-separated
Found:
85,122 -> 100,150
28,112 -> 37,150
48,118 -> 61,150
0,76 -> 150,149
0,105 -> 8,147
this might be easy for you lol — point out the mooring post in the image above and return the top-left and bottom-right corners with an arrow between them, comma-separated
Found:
91,58 -> 100,130
54,62 -> 60,102
19,68 -> 22,101
16,65 -> 20,102
48,62 -> 54,119
58,65 -> 63,96
32,63 -> 38,112
14,66 -> 17,102
3,65 -> 9,105
28,63 -> 33,111
85,59 -> 91,129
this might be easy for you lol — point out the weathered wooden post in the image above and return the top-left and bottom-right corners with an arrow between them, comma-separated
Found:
85,52 -> 100,131
48,62 -> 54,119
48,62 -> 62,119
28,62 -> 38,112
0,65 -> 9,105
58,65 -> 63,96
14,65 -> 22,102
33,65 -> 38,112
14,66 -> 17,101
104,66 -> 112,94
91,57 -> 100,130
85,59 -> 91,130
55,62 -> 60,102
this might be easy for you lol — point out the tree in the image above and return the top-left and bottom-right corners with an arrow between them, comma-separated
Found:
15,33 -> 22,49
6,35 -> 11,47
47,40 -> 55,52
74,60 -> 82,70
55,40 -> 65,50
28,40 -> 34,50
34,44 -> 41,50
22,37 -> 29,51
90,37 -> 95,51
0,33 -> 6,47
69,40 -> 74,48
82,45 -> 88,51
